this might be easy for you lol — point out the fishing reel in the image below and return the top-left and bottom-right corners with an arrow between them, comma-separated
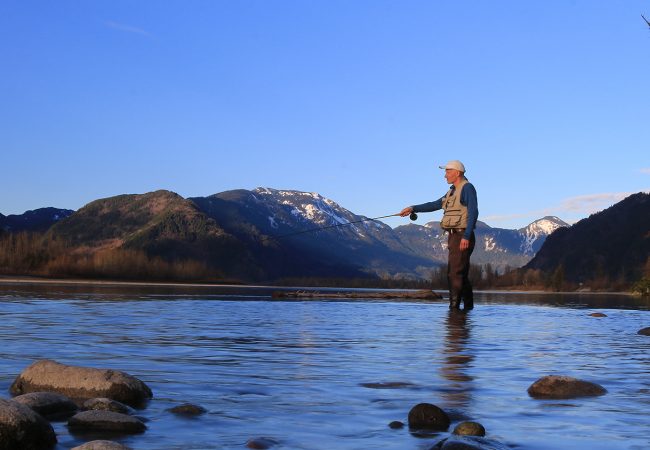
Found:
409,212 -> 418,221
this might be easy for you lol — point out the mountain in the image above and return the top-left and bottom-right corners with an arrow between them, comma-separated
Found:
190,188 -> 435,279
44,189 -> 420,281
3,187 -> 575,282
518,216 -> 569,255
395,216 -> 568,271
0,208 -> 73,232
524,192 -> 649,286
45,190 -> 259,279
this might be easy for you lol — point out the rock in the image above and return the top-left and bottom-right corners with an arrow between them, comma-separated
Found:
527,375 -> 606,399
360,381 -> 417,389
246,437 -> 279,449
71,441 -> 132,450
11,391 -> 78,420
273,289 -> 442,299
637,327 -> 650,336
408,403 -> 450,430
453,421 -> 486,436
589,313 -> 607,317
389,420 -> 405,429
83,398 -> 131,414
11,359 -> 152,407
167,403 -> 207,416
0,398 -> 57,450
432,435 -> 510,450
68,410 -> 146,434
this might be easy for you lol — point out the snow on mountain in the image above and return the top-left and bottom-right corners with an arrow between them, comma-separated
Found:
395,216 -> 568,272
251,187 -> 390,239
518,216 -> 569,255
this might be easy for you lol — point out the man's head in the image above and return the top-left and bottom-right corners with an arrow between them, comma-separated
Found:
439,160 -> 466,185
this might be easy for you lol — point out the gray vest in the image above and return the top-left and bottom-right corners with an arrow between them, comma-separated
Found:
441,179 -> 468,230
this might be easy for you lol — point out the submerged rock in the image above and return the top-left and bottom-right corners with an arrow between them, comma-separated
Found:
83,398 -> 131,414
11,359 -> 153,407
0,398 -> 57,450
11,391 -> 78,420
68,410 -> 146,434
589,312 -> 607,317
408,403 -> 450,431
273,289 -> 441,300
389,420 -> 405,429
432,435 -> 510,450
360,381 -> 417,389
167,403 -> 207,416
71,441 -> 132,450
527,375 -> 606,399
453,421 -> 486,437
246,437 -> 279,449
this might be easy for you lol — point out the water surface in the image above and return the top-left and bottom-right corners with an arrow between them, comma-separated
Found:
1,282 -> 649,449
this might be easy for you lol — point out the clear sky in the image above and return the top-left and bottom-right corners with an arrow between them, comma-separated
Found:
2,1 -> 649,229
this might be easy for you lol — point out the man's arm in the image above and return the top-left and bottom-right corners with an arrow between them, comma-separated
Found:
461,183 -> 478,240
412,197 -> 444,213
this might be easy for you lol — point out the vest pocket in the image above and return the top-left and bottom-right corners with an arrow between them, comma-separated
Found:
442,213 -> 462,228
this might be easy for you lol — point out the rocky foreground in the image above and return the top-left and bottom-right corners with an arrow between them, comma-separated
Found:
0,354 -> 625,449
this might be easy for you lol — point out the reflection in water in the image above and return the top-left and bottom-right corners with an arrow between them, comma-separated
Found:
440,310 -> 474,408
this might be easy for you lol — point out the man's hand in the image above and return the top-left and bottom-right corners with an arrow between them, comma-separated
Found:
460,238 -> 470,251
399,206 -> 413,217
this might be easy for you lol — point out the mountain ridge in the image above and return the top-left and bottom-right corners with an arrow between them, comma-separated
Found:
524,192 -> 649,287
0,207 -> 74,233
1,187 -> 610,283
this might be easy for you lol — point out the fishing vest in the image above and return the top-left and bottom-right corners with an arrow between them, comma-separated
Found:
441,179 -> 468,230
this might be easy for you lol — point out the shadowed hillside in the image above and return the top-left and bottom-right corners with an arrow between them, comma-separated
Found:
524,192 -> 649,289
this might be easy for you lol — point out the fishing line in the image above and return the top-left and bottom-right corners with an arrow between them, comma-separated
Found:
259,212 -> 418,242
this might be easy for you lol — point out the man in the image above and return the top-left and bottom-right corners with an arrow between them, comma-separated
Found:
400,160 -> 478,310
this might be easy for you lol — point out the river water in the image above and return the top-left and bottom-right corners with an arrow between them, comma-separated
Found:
1,282 -> 649,450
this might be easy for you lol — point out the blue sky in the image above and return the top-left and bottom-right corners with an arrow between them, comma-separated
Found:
2,1 -> 649,229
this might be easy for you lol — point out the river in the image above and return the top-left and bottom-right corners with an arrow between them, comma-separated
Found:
1,281 -> 649,449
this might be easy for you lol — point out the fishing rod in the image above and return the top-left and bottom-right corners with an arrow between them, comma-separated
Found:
260,212 -> 418,242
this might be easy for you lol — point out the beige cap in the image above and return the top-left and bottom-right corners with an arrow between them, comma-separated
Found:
439,160 -> 466,172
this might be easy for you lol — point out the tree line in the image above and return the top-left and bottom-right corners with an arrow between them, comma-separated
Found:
0,231 -> 224,282
1,230 -> 647,293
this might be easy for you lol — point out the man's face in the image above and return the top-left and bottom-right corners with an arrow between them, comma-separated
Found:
444,168 -> 462,184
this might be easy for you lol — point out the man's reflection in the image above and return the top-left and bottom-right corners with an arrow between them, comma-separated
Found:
440,310 -> 474,408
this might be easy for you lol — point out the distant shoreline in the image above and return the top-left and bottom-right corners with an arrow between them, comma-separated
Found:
0,275 -> 268,290
0,275 -> 635,296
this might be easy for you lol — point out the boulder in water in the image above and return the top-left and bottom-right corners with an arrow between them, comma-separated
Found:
0,398 -> 57,450
11,391 -> 78,420
408,402 -> 450,430
167,402 -> 207,416
11,359 -> 152,407
68,410 -> 146,434
246,437 -> 279,449
453,421 -> 486,436
71,441 -> 132,450
527,375 -> 606,399
83,398 -> 131,414
432,435 -> 511,449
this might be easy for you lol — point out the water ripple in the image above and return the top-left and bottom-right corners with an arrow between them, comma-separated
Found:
0,285 -> 648,449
